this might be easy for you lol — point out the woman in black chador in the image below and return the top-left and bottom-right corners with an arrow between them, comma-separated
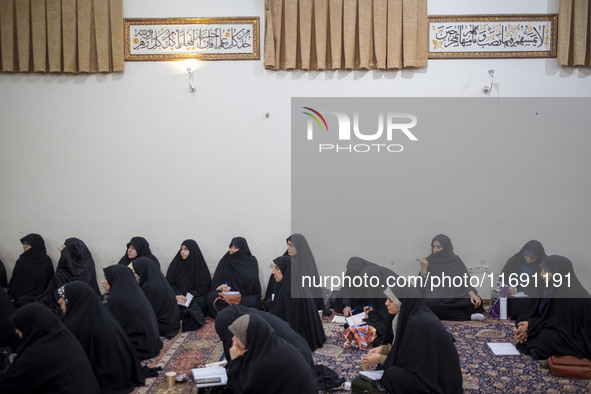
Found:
206,237 -> 262,317
418,234 -> 485,321
362,285 -> 463,394
266,255 -> 326,351
0,303 -> 101,394
59,281 -> 145,393
166,239 -> 210,330
226,314 -> 318,394
8,233 -> 54,308
102,265 -> 163,360
496,240 -> 547,319
131,257 -> 180,338
215,304 -> 314,368
117,236 -> 160,268
515,255 -> 591,360
38,237 -> 100,313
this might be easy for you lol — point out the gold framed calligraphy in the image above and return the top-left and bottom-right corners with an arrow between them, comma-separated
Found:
124,17 -> 260,61
428,15 -> 557,59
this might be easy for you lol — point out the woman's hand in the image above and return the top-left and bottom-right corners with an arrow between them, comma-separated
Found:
343,306 -> 352,317
514,321 -> 529,343
176,295 -> 187,304
508,286 -> 517,295
362,351 -> 382,367
229,337 -> 248,360
367,346 -> 382,356
419,258 -> 428,274
468,291 -> 482,307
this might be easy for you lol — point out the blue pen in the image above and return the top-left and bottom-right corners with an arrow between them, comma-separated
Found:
351,308 -> 358,313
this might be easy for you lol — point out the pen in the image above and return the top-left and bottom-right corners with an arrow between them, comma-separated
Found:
351,308 -> 358,313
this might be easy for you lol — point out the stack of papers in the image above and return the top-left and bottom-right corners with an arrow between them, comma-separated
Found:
191,365 -> 227,388
360,370 -> 384,380
331,315 -> 347,324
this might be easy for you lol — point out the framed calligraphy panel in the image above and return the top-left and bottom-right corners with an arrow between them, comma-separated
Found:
428,15 -> 557,59
124,17 -> 259,61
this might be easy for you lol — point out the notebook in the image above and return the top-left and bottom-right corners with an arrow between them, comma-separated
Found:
346,311 -> 367,327
178,292 -> 193,307
191,365 -> 228,388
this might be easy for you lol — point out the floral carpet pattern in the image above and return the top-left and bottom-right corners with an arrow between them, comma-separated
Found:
134,313 -> 591,393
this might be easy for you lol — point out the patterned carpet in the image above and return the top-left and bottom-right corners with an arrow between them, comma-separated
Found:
134,313 -> 591,393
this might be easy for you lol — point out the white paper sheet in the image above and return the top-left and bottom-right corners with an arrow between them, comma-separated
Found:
487,342 -> 520,355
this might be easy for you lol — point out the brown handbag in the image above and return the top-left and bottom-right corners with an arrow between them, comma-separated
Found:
547,355 -> 591,379
213,292 -> 242,312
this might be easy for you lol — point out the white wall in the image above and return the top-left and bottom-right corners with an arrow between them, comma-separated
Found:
1,0 -> 590,295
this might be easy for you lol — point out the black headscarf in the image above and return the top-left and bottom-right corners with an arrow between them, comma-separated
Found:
38,237 -> 100,312
423,234 -> 475,299
132,257 -> 180,338
7,233 -> 54,308
60,281 -> 145,393
215,304 -> 314,368
117,236 -> 160,268
0,303 -> 101,394
381,285 -> 463,394
166,239 -> 211,297
226,314 -> 318,394
103,265 -> 163,360
516,255 -> 591,359
500,240 -> 546,294
0,257 -> 7,288
0,289 -> 19,351
269,255 -> 326,351
210,237 -> 261,299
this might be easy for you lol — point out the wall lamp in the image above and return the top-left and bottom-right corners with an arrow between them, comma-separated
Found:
187,67 -> 196,93
482,69 -> 494,94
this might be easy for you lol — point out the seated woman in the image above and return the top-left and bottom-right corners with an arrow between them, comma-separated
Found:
215,304 -> 314,368
166,239 -> 210,331
206,237 -> 262,318
7,233 -> 54,308
515,255 -> 591,360
102,265 -> 163,360
418,234 -> 485,321
496,240 -> 547,319
226,314 -> 318,394
266,255 -> 326,351
287,234 -> 330,314
361,286 -> 463,394
58,281 -> 145,393
117,236 -> 160,268
131,257 -> 180,338
38,237 -> 101,313
0,303 -> 100,394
